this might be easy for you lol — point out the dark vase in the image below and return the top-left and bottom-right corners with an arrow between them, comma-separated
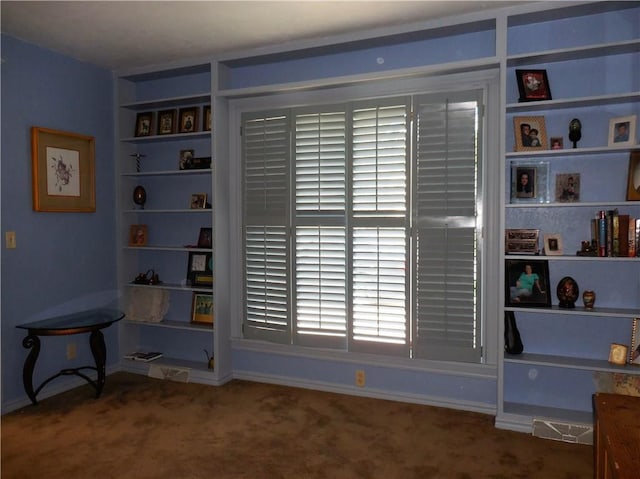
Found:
504,311 -> 524,355
133,185 -> 146,209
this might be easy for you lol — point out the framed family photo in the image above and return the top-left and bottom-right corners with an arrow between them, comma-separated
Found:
511,162 -> 549,203
555,173 -> 580,203
31,126 -> 96,212
543,233 -> 563,256
515,69 -> 552,102
514,116 -> 548,151
190,193 -> 207,209
505,259 -> 551,308
609,115 -> 636,147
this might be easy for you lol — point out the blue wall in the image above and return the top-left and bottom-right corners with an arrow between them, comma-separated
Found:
1,35 -> 118,410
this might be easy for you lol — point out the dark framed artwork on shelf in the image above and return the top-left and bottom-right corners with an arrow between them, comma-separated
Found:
197,227 -> 212,248
134,112 -> 153,137
191,293 -> 214,325
203,105 -> 212,131
555,173 -> 580,203
510,161 -> 549,203
515,69 -> 552,102
626,150 -> 640,201
157,109 -> 177,135
608,115 -> 636,147
505,259 -> 551,308
513,116 -> 548,151
179,107 -> 198,133
129,224 -> 148,246
187,252 -> 213,287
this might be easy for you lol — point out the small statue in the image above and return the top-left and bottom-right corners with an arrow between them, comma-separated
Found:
568,118 -> 582,149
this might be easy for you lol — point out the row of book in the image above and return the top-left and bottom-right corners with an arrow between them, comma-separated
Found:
592,210 -> 640,257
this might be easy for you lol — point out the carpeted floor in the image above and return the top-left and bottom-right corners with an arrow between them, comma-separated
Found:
2,372 -> 591,478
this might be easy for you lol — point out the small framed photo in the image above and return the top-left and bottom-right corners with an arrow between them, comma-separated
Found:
134,112 -> 153,137
187,252 -> 213,286
630,318 -> 640,365
179,149 -> 195,170
197,227 -> 212,248
609,343 -> 629,365
543,233 -> 563,256
505,259 -> 551,308
129,224 -> 148,246
514,116 -> 548,151
511,162 -> 549,203
627,150 -> 640,201
550,137 -> 563,150
515,69 -> 552,102
191,293 -> 214,325
555,173 -> 580,202
608,115 -> 636,147
505,229 -> 539,255
179,107 -> 198,133
203,105 -> 212,131
157,109 -> 177,135
190,193 -> 207,209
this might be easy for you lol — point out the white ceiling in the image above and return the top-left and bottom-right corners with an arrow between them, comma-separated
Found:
1,1 -> 528,71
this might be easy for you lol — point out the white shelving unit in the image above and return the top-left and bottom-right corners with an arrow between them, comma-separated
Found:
497,2 -> 640,436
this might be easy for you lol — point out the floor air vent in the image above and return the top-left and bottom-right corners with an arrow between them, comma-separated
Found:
532,419 -> 593,445
148,364 -> 190,383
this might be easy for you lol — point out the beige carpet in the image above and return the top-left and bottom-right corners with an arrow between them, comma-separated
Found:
2,372 -> 591,478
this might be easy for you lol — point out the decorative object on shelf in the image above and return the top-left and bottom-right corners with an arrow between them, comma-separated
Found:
191,157 -> 212,169
505,229 -> 539,255
608,114 -> 636,147
190,193 -> 207,209
631,318 -> 640,365
128,224 -> 148,246
543,233 -> 563,256
577,240 -> 598,257
134,112 -> 153,137
556,276 -> 579,309
203,105 -> 212,132
133,185 -> 147,209
179,107 -> 198,133
568,118 -> 582,149
132,269 -> 162,285
513,116 -> 547,151
203,349 -> 214,369
626,150 -> 640,201
510,161 -> 549,203
126,287 -> 169,323
31,126 -> 96,213
504,311 -> 524,354
187,251 -> 213,286
555,173 -> 579,203
608,343 -> 629,365
550,137 -> 563,150
191,293 -> 214,325
179,149 -> 195,170
505,259 -> 550,308
515,69 -> 552,102
582,290 -> 596,309
157,109 -> 177,135
129,152 -> 146,173
197,227 -> 212,248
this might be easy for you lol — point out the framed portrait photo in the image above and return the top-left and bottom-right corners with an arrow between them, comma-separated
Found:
514,116 -> 548,151
609,114 -> 637,147
179,149 -> 195,170
505,259 -> 551,308
511,161 -> 549,204
31,127 -> 96,212
555,173 -> 580,203
627,150 -> 640,201
179,107 -> 198,133
157,109 -> 177,135
543,233 -> 563,256
190,193 -> 207,209
191,293 -> 214,325
134,112 -> 153,137
515,69 -> 552,102
197,227 -> 212,249
129,224 -> 148,246
550,137 -> 563,150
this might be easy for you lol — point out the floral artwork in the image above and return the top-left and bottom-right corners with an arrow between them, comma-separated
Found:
47,147 -> 80,196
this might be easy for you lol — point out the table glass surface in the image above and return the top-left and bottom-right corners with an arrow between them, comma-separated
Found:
16,308 -> 125,331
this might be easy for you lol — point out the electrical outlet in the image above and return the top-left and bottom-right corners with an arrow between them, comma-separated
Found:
66,342 -> 77,360
355,369 -> 366,387
5,231 -> 16,249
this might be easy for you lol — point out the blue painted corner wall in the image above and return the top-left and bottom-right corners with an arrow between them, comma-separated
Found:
1,35 -> 118,410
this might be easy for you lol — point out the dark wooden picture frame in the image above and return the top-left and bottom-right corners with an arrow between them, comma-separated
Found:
203,105 -> 212,131
627,150 -> 640,201
514,116 -> 548,151
505,259 -> 551,308
134,112 -> 153,137
187,251 -> 213,287
157,109 -> 177,135
31,126 -> 96,212
197,227 -> 212,249
516,69 -> 552,102
129,224 -> 148,246
191,293 -> 214,325
179,107 -> 198,133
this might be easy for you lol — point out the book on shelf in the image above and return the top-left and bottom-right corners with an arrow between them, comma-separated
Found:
593,211 -> 639,258
124,351 -> 163,362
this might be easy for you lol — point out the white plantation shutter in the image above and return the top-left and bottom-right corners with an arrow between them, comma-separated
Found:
243,112 -> 291,343
413,91 -> 483,362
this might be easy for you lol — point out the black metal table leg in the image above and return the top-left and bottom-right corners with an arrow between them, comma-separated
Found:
22,334 -> 41,405
89,329 -> 106,398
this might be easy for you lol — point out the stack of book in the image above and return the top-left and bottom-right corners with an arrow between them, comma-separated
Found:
592,210 -> 640,257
